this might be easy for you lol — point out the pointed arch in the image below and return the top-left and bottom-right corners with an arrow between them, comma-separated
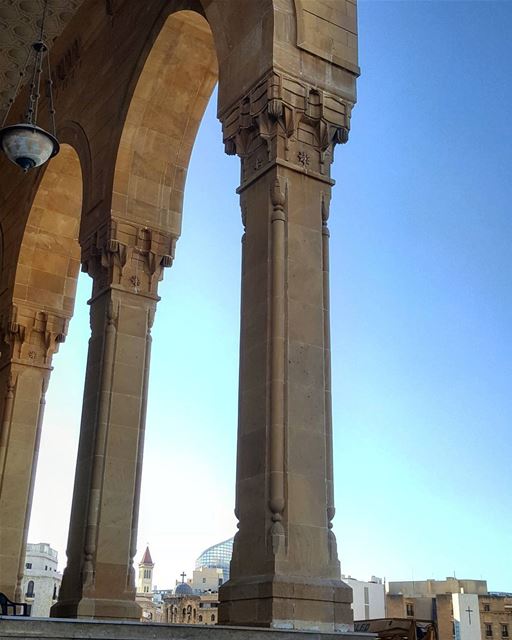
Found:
13,144 -> 83,332
111,9 -> 218,238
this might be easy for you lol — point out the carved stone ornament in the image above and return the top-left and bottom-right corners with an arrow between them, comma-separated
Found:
0,303 -> 68,367
0,0 -> 86,115
221,70 -> 353,182
81,219 -> 176,299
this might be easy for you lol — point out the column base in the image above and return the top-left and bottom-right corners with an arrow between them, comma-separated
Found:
50,597 -> 141,621
218,575 -> 353,631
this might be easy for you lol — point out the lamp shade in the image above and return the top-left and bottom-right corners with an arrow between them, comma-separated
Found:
0,124 -> 59,171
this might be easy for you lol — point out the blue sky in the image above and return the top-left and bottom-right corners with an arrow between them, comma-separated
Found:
29,1 -> 511,592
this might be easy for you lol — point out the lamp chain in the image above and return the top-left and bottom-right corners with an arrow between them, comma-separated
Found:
2,0 -> 51,129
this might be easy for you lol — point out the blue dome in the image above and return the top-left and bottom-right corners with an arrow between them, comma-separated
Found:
175,582 -> 193,596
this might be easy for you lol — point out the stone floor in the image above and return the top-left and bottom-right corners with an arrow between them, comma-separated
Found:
0,618 -> 376,640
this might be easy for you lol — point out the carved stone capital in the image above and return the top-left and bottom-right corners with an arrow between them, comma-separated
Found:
0,303 -> 69,368
221,70 -> 353,184
81,219 -> 176,300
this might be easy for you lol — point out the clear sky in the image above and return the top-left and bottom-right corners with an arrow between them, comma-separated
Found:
29,1 -> 512,593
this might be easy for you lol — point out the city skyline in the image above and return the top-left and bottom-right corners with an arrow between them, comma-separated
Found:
28,1 -> 511,592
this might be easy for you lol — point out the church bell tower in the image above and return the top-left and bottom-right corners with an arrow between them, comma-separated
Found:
137,546 -> 154,595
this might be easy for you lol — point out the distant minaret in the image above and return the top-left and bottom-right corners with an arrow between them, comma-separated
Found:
137,546 -> 154,595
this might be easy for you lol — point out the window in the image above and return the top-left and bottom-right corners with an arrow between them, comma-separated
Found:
52,585 -> 57,600
364,586 -> 370,619
203,578 -> 206,583
199,615 -> 203,622
486,624 -> 493,637
26,580 -> 35,598
211,614 -> 215,622
502,625 -> 509,638
406,603 -> 414,617
484,604 -> 491,612
25,563 -> 32,569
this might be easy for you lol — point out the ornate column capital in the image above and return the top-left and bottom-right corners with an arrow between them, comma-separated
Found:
221,70 -> 353,187
81,219 -> 176,301
0,303 -> 69,369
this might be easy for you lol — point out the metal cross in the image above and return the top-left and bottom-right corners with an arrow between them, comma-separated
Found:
466,606 -> 473,624
180,572 -> 186,583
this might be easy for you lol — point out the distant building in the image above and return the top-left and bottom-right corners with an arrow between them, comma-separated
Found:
195,537 -> 233,584
388,578 -> 489,599
189,566 -> 225,593
342,575 -> 386,621
479,593 -> 512,640
135,546 -> 162,622
22,543 -> 62,617
137,546 -> 154,595
163,590 -> 219,625
386,578 -> 512,640
135,538 -> 234,625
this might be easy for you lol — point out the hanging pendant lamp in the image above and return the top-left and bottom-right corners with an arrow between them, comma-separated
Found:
0,0 -> 59,172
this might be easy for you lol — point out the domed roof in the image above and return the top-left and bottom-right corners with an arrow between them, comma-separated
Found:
175,582 -> 193,596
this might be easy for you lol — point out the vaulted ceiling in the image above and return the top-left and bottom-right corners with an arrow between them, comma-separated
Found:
0,0 -> 84,117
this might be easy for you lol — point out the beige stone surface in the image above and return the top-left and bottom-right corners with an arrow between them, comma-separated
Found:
0,0 -> 358,627
163,593 -> 219,625
0,617 -> 375,640
386,589 -> 512,640
0,145 -> 82,602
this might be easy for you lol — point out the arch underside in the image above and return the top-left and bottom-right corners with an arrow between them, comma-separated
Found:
112,10 -> 218,238
12,144 -> 82,351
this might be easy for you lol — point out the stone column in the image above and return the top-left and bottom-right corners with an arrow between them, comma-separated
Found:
0,305 -> 68,601
218,71 -> 353,631
51,220 -> 174,620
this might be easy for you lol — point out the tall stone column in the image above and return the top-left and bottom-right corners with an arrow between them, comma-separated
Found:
51,220 -> 174,620
0,305 -> 68,601
218,71 -> 353,631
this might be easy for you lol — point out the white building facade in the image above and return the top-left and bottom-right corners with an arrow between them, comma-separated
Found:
22,543 -> 62,617
342,576 -> 386,621
452,593 -> 481,640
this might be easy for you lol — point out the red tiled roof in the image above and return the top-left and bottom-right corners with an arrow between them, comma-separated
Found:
140,546 -> 153,565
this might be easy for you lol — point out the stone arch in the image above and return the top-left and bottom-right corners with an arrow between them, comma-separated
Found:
7,0 -> 361,626
58,121 -> 93,221
197,0 -> 274,110
0,143 -> 84,602
12,143 -> 83,346
111,9 -> 218,240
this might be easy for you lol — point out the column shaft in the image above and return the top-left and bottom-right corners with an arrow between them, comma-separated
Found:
0,306 -> 66,601
218,69 -> 354,630
52,221 -> 172,620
